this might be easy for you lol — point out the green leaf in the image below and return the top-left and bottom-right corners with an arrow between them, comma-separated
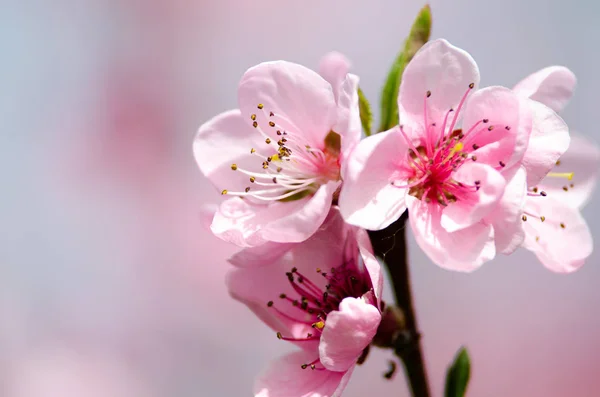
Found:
378,4 -> 432,133
357,87 -> 373,136
444,347 -> 471,397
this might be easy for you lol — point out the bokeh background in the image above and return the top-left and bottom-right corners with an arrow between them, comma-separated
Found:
1,0 -> 599,396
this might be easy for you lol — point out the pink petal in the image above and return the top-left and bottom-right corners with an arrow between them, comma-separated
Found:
238,61 -> 337,148
336,73 -> 362,161
520,100 -> 570,186
226,265 -> 317,348
538,133 -> 600,209
407,196 -> 496,271
319,52 -> 351,104
338,128 -> 408,230
398,39 -> 479,129
356,228 -> 383,303
211,182 -> 337,247
254,351 -> 352,397
194,109 -> 271,193
522,196 -> 592,273
228,242 -> 294,268
513,66 -> 576,113
318,52 -> 361,160
462,86 -> 532,170
260,181 -> 338,243
441,162 -> 506,232
319,297 -> 381,372
211,197 -> 268,247
488,166 -> 527,254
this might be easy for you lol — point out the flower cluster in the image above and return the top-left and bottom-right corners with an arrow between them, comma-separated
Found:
194,39 -> 598,396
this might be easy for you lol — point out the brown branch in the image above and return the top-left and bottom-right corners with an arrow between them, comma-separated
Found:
368,212 -> 430,397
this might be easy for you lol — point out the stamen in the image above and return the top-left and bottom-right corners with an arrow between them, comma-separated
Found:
547,172 -> 574,181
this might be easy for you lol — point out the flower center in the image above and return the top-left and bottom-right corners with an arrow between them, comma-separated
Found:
266,258 -> 374,370
391,84 -> 513,207
222,104 -> 341,202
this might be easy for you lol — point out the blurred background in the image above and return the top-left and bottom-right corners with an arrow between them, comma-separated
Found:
1,0 -> 599,396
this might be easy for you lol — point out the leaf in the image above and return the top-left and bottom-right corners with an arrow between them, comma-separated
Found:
357,87 -> 373,136
378,4 -> 432,133
444,347 -> 471,397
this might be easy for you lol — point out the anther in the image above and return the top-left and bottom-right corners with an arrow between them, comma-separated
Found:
310,365 -> 316,370
469,83 -> 475,89
570,183 -> 574,188
276,167 -> 283,172
252,121 -> 258,128
472,156 -> 478,161
250,148 -> 256,154
257,104 -> 264,109
488,125 -> 494,131
499,161 -> 506,168
540,191 -> 547,196
279,293 -> 286,299
291,267 -> 297,273
556,160 -> 561,166
540,216 -> 546,222
272,177 -> 277,183
250,114 -> 257,121
269,121 -> 276,127
483,118 -> 489,123
505,126 -> 511,130
474,180 -> 481,185
245,187 -> 250,192
312,321 -> 325,330
426,90 -> 431,98
316,268 -> 321,273
533,187 -> 538,193
560,223 -> 566,229
250,177 -> 256,183
563,186 -> 569,191
522,215 -> 528,221
301,364 -> 308,369
230,163 -> 237,170
536,236 -> 540,242
265,138 -> 271,144
276,332 -> 282,339
276,130 -> 282,135
269,111 -> 274,117
221,189 -> 228,195
472,144 -> 479,150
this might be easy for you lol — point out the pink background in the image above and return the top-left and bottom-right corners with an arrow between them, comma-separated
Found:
1,0 -> 599,396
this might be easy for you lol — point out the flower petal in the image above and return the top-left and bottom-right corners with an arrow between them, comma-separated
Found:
441,162 -> 506,232
319,52 -> 351,103
488,166 -> 527,254
212,182 -> 337,247
338,128 -> 408,230
194,109 -> 271,193
356,228 -> 383,303
398,39 -> 480,129
226,266 -> 317,347
407,196 -> 496,271
254,351 -> 351,397
211,197 -> 268,247
238,61 -> 337,148
260,181 -> 338,243
462,86 -> 532,170
228,242 -> 295,268
513,66 -> 576,113
319,297 -> 381,372
520,99 -> 570,186
522,196 -> 592,273
538,132 -> 600,209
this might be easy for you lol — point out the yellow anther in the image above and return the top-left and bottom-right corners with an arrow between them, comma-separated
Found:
270,154 -> 280,162
230,163 -> 238,170
250,176 -> 256,183
547,172 -> 574,181
250,114 -> 257,121
250,148 -> 256,154
221,189 -> 228,195
449,142 -> 464,156
257,104 -> 264,109
312,321 -> 325,330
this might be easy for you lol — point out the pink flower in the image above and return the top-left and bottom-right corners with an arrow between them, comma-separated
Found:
195,55 -> 360,247
226,209 -> 382,397
512,67 -> 598,272
339,39 -> 532,271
